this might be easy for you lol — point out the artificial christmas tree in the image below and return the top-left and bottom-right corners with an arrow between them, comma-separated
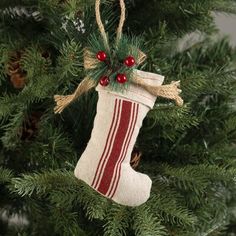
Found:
0,0 -> 236,235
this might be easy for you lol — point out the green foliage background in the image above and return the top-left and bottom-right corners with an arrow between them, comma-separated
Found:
0,0 -> 236,235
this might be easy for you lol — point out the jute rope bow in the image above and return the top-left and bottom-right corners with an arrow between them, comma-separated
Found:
54,0 -> 183,114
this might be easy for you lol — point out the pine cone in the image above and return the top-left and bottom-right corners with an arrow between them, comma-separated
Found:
10,73 -> 26,89
6,49 -> 49,89
19,112 -> 43,141
7,51 -> 27,89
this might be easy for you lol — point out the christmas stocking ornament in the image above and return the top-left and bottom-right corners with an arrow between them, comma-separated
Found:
54,0 -> 183,206
74,70 -> 164,206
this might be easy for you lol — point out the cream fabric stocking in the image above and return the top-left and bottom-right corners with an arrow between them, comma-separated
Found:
74,70 -> 164,206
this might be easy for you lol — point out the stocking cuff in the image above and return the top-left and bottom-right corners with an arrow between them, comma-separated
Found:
96,69 -> 165,108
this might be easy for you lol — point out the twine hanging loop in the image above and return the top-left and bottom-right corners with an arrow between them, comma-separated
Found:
95,0 -> 126,48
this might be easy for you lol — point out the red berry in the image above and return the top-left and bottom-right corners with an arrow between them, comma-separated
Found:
124,56 -> 135,67
96,51 -> 107,61
99,76 -> 110,86
116,73 -> 127,84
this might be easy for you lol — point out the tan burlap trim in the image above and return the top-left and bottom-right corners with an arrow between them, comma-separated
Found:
54,77 -> 96,114
133,76 -> 183,107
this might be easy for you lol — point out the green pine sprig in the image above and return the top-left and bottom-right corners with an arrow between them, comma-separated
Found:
86,34 -> 143,92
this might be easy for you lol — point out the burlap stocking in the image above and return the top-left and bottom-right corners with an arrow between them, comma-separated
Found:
74,70 -> 164,206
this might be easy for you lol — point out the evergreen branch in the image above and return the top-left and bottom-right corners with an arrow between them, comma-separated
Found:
132,205 -> 167,236
23,123 -> 78,168
197,164 -> 236,183
21,46 -> 51,79
11,169 -> 78,196
0,167 -> 13,184
161,164 -> 233,192
222,115 -> 236,141
193,196 -> 228,236
61,0 -> 114,16
1,107 -> 26,149
0,1 -> 38,9
0,94 -> 19,120
77,181 -> 109,220
0,43 -> 10,84
19,74 -> 58,102
57,40 -> 83,79
147,104 -> 198,134
0,0 -> 236,235
49,181 -> 110,221
155,164 -> 236,195
149,194 -> 197,227
171,37 -> 236,72
213,1 -> 236,14
127,0 -> 220,35
0,74 -> 57,121
103,205 -> 130,236
50,208 -> 86,236
12,169 -> 109,220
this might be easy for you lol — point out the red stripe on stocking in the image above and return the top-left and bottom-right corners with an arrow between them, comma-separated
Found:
91,99 -> 121,188
97,100 -> 133,195
110,103 -> 139,198
106,102 -> 137,197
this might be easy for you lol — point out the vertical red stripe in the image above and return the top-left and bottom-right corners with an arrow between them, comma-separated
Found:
91,99 -> 119,187
97,100 -> 132,195
94,100 -> 122,189
93,99 -> 122,189
110,104 -> 139,198
106,103 -> 137,197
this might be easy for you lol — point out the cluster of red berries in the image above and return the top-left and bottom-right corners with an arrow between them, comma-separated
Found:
96,51 -> 136,87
